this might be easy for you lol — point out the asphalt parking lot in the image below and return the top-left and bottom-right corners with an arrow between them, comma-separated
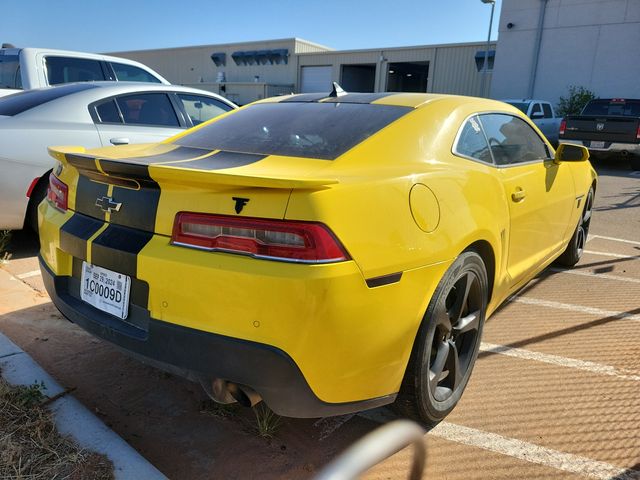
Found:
1,160 -> 639,479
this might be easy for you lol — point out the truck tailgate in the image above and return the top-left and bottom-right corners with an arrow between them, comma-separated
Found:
563,115 -> 640,143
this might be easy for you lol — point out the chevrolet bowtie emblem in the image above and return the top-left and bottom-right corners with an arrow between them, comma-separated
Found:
96,196 -> 122,214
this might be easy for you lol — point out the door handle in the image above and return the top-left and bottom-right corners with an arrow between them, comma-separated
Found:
511,188 -> 526,202
110,137 -> 129,145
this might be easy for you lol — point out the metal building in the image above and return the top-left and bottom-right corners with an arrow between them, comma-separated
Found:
491,0 -> 640,104
111,38 -> 496,105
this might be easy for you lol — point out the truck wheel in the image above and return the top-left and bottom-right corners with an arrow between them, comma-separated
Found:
395,251 -> 488,427
556,187 -> 594,267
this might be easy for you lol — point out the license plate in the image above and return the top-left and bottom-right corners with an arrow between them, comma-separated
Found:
80,262 -> 131,319
590,141 -> 606,149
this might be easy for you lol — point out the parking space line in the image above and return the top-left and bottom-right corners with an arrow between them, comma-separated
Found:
512,297 -> 640,321
16,270 -> 41,280
583,250 -> 640,260
480,342 -> 640,381
548,267 -> 640,284
588,234 -> 640,246
430,422 -> 639,480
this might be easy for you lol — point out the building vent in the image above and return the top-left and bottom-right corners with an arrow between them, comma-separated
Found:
231,49 -> 289,66
210,52 -> 226,67
474,50 -> 495,71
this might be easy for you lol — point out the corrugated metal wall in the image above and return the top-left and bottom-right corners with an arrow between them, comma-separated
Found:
297,42 -> 495,96
111,39 -> 496,102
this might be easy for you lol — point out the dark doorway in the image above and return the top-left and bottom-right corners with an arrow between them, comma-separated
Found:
386,62 -> 429,92
340,64 -> 376,92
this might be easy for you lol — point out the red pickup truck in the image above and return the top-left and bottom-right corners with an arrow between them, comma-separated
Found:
559,98 -> 640,171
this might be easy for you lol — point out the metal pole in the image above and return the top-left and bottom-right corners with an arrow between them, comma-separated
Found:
480,0 -> 495,98
528,0 -> 549,98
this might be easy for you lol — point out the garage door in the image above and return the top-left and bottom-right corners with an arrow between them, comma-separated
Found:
300,66 -> 332,93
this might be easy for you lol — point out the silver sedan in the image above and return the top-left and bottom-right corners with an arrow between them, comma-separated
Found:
0,82 -> 236,231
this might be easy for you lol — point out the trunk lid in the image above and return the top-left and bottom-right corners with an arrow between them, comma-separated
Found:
50,143 -> 337,237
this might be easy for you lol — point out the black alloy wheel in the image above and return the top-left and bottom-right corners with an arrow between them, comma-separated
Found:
396,251 -> 488,426
556,187 -> 594,267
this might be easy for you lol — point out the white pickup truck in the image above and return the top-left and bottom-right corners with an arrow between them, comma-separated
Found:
503,99 -> 563,145
0,45 -> 169,97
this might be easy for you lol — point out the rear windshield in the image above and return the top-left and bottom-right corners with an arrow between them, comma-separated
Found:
176,102 -> 411,160
505,102 -> 529,114
0,83 -> 96,116
582,100 -> 640,117
0,54 -> 21,89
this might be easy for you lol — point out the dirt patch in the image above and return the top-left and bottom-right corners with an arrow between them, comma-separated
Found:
0,375 -> 114,480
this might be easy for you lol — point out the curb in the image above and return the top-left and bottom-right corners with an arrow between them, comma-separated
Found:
0,332 -> 167,480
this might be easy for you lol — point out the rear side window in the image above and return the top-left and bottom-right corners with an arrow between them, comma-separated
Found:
111,62 -> 161,83
480,114 -> 549,166
0,83 -> 96,116
115,93 -> 179,127
0,54 -> 22,89
176,102 -> 411,160
542,103 -> 553,118
455,116 -> 492,164
95,100 -> 121,123
177,94 -> 233,126
46,56 -> 106,85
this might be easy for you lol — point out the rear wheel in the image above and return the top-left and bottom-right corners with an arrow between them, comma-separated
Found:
396,251 -> 488,427
556,187 -> 594,267
26,175 -> 49,234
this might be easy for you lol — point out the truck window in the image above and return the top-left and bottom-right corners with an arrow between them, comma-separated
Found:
46,56 -> 106,85
542,103 -> 553,118
0,54 -> 22,89
110,62 -> 162,83
530,103 -> 543,117
582,100 -> 640,117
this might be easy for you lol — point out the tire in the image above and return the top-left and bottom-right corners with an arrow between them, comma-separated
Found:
26,177 -> 48,234
395,251 -> 488,427
555,187 -> 594,267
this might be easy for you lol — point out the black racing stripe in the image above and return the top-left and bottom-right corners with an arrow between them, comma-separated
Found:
73,175 -> 108,222
279,93 -> 330,103
321,93 -> 396,104
66,147 -> 210,175
71,257 -> 149,310
280,92 -> 396,104
59,213 -> 104,261
108,181 -> 160,232
91,224 -> 154,278
163,150 -> 267,171
365,272 -> 403,288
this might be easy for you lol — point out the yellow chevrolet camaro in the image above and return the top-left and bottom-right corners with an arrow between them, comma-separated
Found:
38,89 -> 596,424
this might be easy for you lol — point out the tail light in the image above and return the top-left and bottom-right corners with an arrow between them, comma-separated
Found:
47,173 -> 68,211
636,124 -> 640,140
559,119 -> 566,136
171,212 -> 350,264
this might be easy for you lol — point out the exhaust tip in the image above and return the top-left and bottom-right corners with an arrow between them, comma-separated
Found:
200,378 -> 262,407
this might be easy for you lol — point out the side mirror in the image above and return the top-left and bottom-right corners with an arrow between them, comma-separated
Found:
554,143 -> 590,163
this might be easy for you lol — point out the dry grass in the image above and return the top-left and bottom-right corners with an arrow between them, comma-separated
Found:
0,376 -> 114,480
0,230 -> 11,263
252,403 -> 282,439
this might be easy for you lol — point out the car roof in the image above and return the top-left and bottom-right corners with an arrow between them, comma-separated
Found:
263,91 -> 520,112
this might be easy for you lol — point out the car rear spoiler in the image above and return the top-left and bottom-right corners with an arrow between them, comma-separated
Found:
48,146 -> 338,190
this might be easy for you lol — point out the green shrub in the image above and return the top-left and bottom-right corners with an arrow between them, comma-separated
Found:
556,85 -> 597,117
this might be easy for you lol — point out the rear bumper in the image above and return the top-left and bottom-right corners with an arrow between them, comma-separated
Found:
560,139 -> 640,157
39,255 -> 395,417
